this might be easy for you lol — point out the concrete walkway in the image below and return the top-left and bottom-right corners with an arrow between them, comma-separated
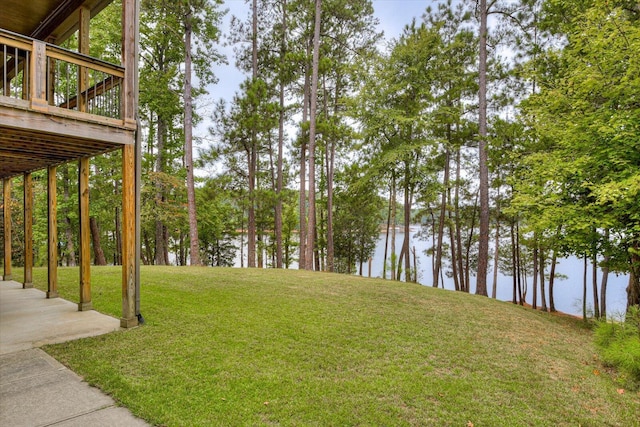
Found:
0,281 -> 150,426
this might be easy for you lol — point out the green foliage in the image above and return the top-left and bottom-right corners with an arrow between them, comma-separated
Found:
333,164 -> 384,274
595,306 -> 640,390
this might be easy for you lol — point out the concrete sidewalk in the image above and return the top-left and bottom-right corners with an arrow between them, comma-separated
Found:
0,281 -> 150,426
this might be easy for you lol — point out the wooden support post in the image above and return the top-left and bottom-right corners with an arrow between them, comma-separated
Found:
30,40 -> 48,112
121,0 -> 137,128
78,157 -> 91,310
121,145 -> 137,327
3,179 -> 12,281
120,0 -> 140,327
23,173 -> 33,288
78,6 -> 90,113
47,166 -> 58,298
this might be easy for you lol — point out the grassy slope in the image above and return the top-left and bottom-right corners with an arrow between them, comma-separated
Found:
25,266 -> 639,426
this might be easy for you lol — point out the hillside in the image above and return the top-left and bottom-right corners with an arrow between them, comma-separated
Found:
31,266 -> 639,426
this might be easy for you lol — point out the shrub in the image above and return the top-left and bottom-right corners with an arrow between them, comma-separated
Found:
594,306 -> 640,390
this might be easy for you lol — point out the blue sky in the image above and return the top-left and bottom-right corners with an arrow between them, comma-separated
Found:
195,0 -> 431,140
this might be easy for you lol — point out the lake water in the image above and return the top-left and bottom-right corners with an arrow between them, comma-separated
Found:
232,227 -> 630,318
363,227 -> 630,319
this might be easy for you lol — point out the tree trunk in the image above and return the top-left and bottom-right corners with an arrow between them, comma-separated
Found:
383,187 -> 392,280
114,177 -> 122,265
434,149 -> 449,288
511,220 -> 517,304
89,216 -> 107,265
114,207 -> 122,265
583,254 -> 588,320
455,149 -> 465,292
183,9 -> 201,266
247,0 -> 259,268
305,0 -> 322,270
600,260 -> 609,320
402,161 -> 412,283
549,251 -> 557,312
539,248 -> 547,312
155,116 -> 167,265
464,190 -> 479,293
476,0 -> 489,297
516,220 -> 523,305
391,173 -> 397,280
298,41 -> 310,271
274,0 -> 287,269
325,84 -> 338,273
592,250 -> 600,319
627,248 -> 640,310
62,165 -> 76,267
532,243 -> 538,310
492,190 -> 500,299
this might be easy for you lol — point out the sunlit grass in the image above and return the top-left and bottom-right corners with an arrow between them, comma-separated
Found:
21,266 -> 639,426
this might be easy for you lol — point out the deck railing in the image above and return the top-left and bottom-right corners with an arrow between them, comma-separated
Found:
0,29 -> 124,123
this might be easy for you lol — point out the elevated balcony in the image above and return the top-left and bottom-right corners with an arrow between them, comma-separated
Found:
0,28 -> 135,179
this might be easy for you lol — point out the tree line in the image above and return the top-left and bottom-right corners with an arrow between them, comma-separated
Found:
1,0 -> 638,316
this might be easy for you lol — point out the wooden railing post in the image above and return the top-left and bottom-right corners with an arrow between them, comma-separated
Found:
23,173 -> 33,288
78,157 -> 91,310
47,166 -> 58,298
78,6 -> 90,113
3,178 -> 11,281
30,40 -> 48,112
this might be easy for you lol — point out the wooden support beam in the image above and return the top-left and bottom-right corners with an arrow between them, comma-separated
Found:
120,0 -> 140,328
30,40 -> 48,112
78,6 -> 90,113
3,178 -> 12,281
121,0 -> 137,128
78,157 -> 91,310
121,145 -> 137,327
23,173 -> 33,288
47,166 -> 58,298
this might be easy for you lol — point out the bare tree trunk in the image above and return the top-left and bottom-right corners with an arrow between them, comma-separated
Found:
274,0 -> 287,269
539,248 -> 547,312
115,207 -> 122,265
391,173 -> 397,280
492,190 -> 500,299
305,0 -> 322,270
412,246 -> 417,283
464,190 -> 479,293
114,177 -> 122,265
383,186 -> 392,280
325,84 -> 339,273
89,216 -> 107,265
183,9 -> 201,266
434,149 -> 449,288
455,149 -> 465,292
62,165 -> 76,267
532,243 -> 538,310
583,255 -> 588,320
401,161 -> 412,283
549,251 -> 557,312
600,230 -> 610,319
476,0 -> 489,296
516,221 -> 523,305
511,220 -> 517,304
155,116 -> 167,265
247,0 -> 259,268
592,250 -> 600,319
627,247 -> 640,310
298,42 -> 310,270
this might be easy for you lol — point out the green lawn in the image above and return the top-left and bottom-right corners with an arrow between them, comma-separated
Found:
23,266 -> 640,426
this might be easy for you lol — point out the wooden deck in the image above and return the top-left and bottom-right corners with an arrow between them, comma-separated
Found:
0,28 -> 135,179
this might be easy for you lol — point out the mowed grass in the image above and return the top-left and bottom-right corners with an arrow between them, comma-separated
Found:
21,266 -> 639,426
